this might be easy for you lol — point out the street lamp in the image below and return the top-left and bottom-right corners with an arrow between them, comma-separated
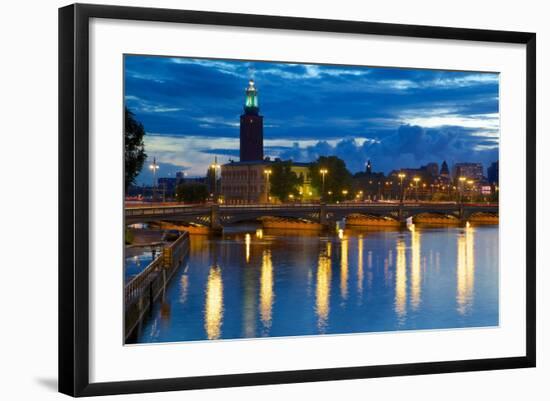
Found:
398,172 -> 406,203
413,177 -> 420,202
320,168 -> 328,202
264,169 -> 272,203
149,157 -> 159,203
210,160 -> 221,203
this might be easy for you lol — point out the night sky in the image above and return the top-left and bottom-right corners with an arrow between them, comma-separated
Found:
124,55 -> 499,185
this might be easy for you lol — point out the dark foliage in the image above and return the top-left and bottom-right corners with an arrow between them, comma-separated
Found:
125,108 -> 147,191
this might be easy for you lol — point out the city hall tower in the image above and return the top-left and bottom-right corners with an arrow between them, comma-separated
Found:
239,79 -> 264,162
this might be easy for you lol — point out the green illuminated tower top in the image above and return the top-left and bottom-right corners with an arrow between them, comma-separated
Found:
244,79 -> 259,114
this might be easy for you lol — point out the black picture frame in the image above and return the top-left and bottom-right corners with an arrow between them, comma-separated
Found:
59,3 -> 536,397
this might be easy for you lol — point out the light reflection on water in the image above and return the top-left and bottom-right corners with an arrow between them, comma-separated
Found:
204,265 -> 223,340
130,224 -> 499,344
316,242 -> 332,333
259,250 -> 274,330
456,225 -> 475,315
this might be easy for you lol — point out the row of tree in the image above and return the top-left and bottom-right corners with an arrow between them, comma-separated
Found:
268,156 -> 353,202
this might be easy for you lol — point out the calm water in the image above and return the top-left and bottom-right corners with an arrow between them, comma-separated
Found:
130,224 -> 499,343
124,246 -> 162,284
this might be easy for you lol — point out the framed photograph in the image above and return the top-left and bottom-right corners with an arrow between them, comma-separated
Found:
59,3 -> 536,397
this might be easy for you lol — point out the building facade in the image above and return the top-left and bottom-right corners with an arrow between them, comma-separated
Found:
221,161 -> 269,204
452,162 -> 484,182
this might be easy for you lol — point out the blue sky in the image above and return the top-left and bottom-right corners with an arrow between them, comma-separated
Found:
124,55 -> 499,185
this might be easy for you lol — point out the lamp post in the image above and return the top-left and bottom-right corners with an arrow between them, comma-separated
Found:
458,176 -> 466,204
149,157 -> 159,203
320,168 -> 328,202
413,177 -> 420,202
210,160 -> 221,203
398,173 -> 406,203
264,169 -> 272,204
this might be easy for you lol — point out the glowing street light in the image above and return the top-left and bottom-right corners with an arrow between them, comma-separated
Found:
149,157 -> 160,203
398,172 -> 406,203
264,169 -> 272,203
320,168 -> 328,202
413,176 -> 420,201
210,158 -> 221,202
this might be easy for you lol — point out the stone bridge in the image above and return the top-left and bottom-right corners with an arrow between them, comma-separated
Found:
125,202 -> 498,228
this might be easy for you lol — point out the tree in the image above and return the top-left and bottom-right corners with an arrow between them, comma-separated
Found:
269,161 -> 302,202
309,156 -> 353,202
175,183 -> 209,203
125,108 -> 147,192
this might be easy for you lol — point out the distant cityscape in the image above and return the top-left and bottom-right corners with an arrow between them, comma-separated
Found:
127,79 -> 498,204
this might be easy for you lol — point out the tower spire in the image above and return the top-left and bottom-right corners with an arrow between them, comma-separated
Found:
244,79 -> 259,114
240,78 -> 264,161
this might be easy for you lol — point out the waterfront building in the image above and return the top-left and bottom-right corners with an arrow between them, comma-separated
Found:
221,80 -> 266,203
221,160 -> 270,204
452,162 -> 484,183
221,158 -> 316,204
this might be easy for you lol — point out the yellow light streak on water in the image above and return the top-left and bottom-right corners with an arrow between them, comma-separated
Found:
204,266 -> 223,340
395,238 -> 407,322
259,250 -> 274,330
316,244 -> 332,332
411,229 -> 422,310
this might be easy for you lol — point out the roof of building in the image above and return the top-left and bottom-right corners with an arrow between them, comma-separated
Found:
223,159 -> 313,167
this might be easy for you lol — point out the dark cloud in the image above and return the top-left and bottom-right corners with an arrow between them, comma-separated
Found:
124,55 -> 499,176
279,125 -> 498,174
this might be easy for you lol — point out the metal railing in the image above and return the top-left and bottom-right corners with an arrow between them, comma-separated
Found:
124,254 -> 164,305
124,231 -> 190,341
125,202 -> 498,217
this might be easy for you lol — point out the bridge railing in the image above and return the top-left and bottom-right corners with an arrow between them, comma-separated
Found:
124,253 -> 163,304
125,202 -> 499,220
124,231 -> 190,341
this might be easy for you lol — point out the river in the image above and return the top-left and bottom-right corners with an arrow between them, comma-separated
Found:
127,223 -> 499,343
